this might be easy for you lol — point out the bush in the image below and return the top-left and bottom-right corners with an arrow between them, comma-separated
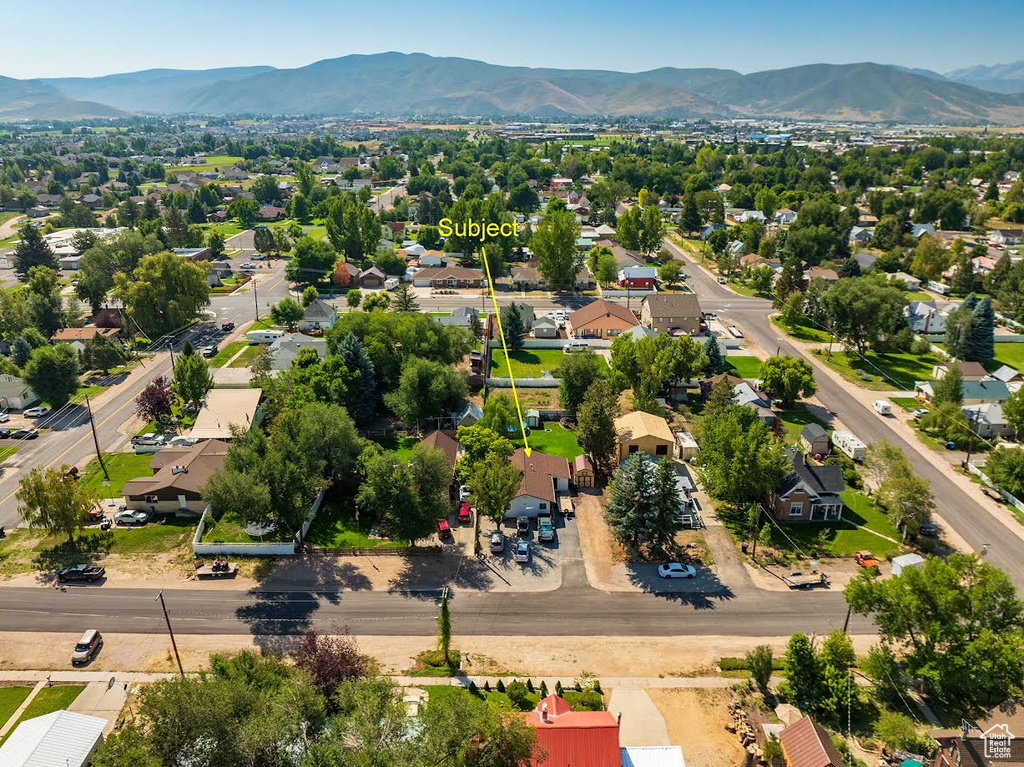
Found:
526,679 -> 535,693
496,679 -> 505,693
910,338 -> 933,356
554,680 -> 563,696
484,681 -> 491,692
506,680 -> 532,711
468,680 -> 478,695
539,680 -> 548,698
563,690 -> 604,711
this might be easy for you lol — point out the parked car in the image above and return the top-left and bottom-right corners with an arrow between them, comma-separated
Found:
0,428 -> 11,438
10,428 -> 38,440
57,564 -> 105,583
458,502 -> 472,524
221,321 -> 235,332
562,341 -> 588,354
251,253 -> 264,260
537,513 -> 555,542
131,433 -> 166,447
459,485 -> 471,502
717,276 -> 727,284
201,345 -> 217,358
516,517 -> 530,537
489,531 -> 504,554
436,518 -> 452,538
168,436 -> 198,447
0,412 -> 9,423
115,510 -> 152,527
912,409 -> 929,419
71,629 -> 102,666
854,551 -> 880,570
658,563 -> 697,579
514,540 -> 531,563
23,406 -> 49,418
918,522 -> 939,537
240,262 -> 257,270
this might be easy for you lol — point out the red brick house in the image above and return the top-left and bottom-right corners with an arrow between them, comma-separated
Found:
769,450 -> 845,522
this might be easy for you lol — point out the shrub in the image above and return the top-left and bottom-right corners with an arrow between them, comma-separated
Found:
526,679 -> 535,693
563,690 -> 604,711
539,680 -> 548,698
554,680 -> 563,696
506,680 -> 532,711
484,681 -> 491,692
468,680 -> 478,695
496,679 -> 505,693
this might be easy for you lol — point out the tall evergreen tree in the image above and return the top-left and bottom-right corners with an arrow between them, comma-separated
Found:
13,223 -> 58,280
950,246 -> 975,295
680,195 -> 701,235
773,254 -> 803,308
966,296 -> 996,363
500,303 -> 526,350
702,336 -> 724,375
337,332 -> 378,424
650,458 -> 683,554
390,282 -> 418,312
606,454 -> 651,550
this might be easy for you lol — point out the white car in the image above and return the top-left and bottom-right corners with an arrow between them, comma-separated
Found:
23,407 -> 49,418
115,510 -> 152,527
168,435 -> 198,447
514,540 -> 531,563
657,563 -> 697,579
545,311 -> 556,320
251,253 -> 265,260
0,412 -> 9,423
240,262 -> 257,270
459,485 -> 471,502
563,341 -> 588,354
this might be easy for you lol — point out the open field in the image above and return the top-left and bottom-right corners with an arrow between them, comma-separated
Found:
165,155 -> 243,173
813,348 -> 939,391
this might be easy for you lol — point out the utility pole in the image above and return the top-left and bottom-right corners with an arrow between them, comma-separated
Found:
254,276 -> 260,321
84,394 -> 108,482
167,339 -> 176,374
156,591 -> 185,678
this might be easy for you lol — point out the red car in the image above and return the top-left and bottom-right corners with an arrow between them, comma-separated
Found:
221,321 -> 235,331
854,551 -> 880,570
458,502 -> 472,524
436,518 -> 452,538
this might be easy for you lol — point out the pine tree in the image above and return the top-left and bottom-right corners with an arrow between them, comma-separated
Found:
986,252 -> 1012,294
391,282 -> 418,312
13,224 -> 58,280
773,254 -> 803,308
11,337 -> 32,368
650,458 -> 683,554
338,332 -> 378,424
950,248 -> 975,295
501,303 -> 526,350
606,454 -> 651,550
680,195 -> 701,235
966,296 -> 996,363
468,311 -> 483,340
703,336 -> 724,374
705,377 -> 737,415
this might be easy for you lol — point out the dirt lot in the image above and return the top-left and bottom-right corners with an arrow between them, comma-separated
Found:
0,632 -> 879,678
648,688 -> 746,767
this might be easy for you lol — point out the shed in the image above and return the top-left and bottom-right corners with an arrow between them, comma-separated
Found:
674,431 -> 699,460
891,553 -> 925,576
571,454 -> 595,488
526,408 -> 541,428
800,423 -> 830,457
0,710 -> 106,767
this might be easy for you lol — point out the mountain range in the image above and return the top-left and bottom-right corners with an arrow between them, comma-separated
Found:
2,52 -> 1024,123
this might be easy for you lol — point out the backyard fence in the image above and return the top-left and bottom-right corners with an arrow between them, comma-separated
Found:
192,489 -> 326,557
302,545 -> 442,556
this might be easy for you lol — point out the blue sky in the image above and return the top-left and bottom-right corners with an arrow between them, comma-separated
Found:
7,0 -> 1022,79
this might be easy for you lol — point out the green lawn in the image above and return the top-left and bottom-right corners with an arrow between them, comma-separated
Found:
490,348 -> 599,378
890,396 -> 921,412
0,685 -> 85,745
79,452 -> 154,498
208,341 -> 247,368
724,355 -> 763,380
303,493 -> 405,549
0,445 -> 19,463
201,511 -> 294,544
767,490 -> 901,559
905,291 -> 934,301
512,423 -> 583,459
164,155 -> 243,173
771,316 -> 832,344
991,343 -> 1024,374
778,407 -> 828,446
228,345 -> 263,368
37,517 -> 196,556
370,433 -> 420,461
814,348 -> 939,392
0,686 -> 32,729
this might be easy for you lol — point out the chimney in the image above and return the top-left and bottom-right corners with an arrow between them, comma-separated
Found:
541,702 -> 548,723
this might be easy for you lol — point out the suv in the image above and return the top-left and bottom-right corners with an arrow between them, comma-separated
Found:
202,345 -> 217,358
71,629 -> 102,666
221,321 -> 235,332
489,531 -> 504,554
23,406 -> 49,418
537,513 -> 555,542
57,564 -> 105,583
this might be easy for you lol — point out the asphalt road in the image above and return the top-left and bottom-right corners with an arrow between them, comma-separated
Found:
0,582 -> 871,638
661,238 -> 1024,587
0,259 -> 292,529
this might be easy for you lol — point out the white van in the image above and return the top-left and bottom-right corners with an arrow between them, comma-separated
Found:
245,330 -> 285,344
563,341 -> 588,353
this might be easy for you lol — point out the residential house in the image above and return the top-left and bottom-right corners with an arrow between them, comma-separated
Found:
419,250 -> 447,267
849,227 -> 873,247
771,450 -> 845,522
774,208 -> 798,226
421,430 -> 458,485
800,423 -> 831,457
298,299 -> 338,332
991,365 -> 1024,385
893,271 -> 921,290
700,223 -> 725,240
267,333 -> 328,371
258,205 -> 286,221
358,267 -> 386,289
189,389 -> 263,441
434,306 -> 479,329
963,402 -> 1014,439
570,455 -> 595,488
332,261 -> 360,287
911,223 -> 936,239
699,373 -> 746,395
173,247 -> 212,262
779,716 -> 846,767
49,326 -> 120,353
991,228 -> 1023,246
614,411 -> 674,462
933,361 -> 988,381
639,294 -> 702,335
510,264 -> 546,290
0,710 -> 107,767
803,267 -> 840,284
507,449 -> 571,519
453,401 -> 483,428
915,378 -> 1009,406
932,699 -> 1024,766
411,266 -> 484,288
618,266 -> 657,290
568,299 -> 638,339
905,301 -> 955,334
503,302 -> 535,330
0,374 -> 38,410
852,251 -> 877,271
734,381 -> 778,427
122,439 -> 229,515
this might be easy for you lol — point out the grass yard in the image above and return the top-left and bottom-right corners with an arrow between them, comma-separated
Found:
0,445 -> 19,463
370,433 -> 420,461
164,155 -> 243,174
724,355 -> 763,379
201,511 -> 293,544
79,452 -> 154,497
490,348 -> 596,379
770,316 -> 833,344
905,291 -> 934,301
303,492 -> 405,549
0,685 -> 86,745
208,341 -> 247,367
765,490 -> 901,560
991,343 -> 1024,373
512,423 -> 583,459
890,396 -> 921,412
228,345 -> 263,368
778,407 -> 828,446
0,686 -> 32,728
814,348 -> 938,392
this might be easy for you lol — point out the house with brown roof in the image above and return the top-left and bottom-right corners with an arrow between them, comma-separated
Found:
568,299 -> 638,339
421,430 -> 458,475
933,699 -> 1024,766
358,267 -> 386,289
50,327 -> 120,353
507,448 -> 570,518
614,411 -> 674,462
779,716 -> 845,767
122,440 -> 229,515
412,266 -> 484,288
933,361 -> 988,381
640,294 -> 703,335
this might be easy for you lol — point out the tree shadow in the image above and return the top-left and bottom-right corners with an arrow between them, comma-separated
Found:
623,563 -> 736,609
40,405 -> 88,431
387,549 -> 496,595
32,532 -> 114,575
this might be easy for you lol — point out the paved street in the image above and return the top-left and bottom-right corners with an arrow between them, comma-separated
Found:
661,237 -> 1024,587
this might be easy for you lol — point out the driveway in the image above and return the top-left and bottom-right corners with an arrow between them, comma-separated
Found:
608,688 -> 670,746
474,510 -> 582,592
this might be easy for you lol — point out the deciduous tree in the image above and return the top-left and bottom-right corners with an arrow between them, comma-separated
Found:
23,343 -> 79,407
758,355 -> 816,406
17,466 -> 96,543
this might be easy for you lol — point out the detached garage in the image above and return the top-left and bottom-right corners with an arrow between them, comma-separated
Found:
0,710 -> 107,767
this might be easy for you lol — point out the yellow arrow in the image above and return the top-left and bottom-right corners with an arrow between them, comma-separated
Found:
481,246 -> 532,456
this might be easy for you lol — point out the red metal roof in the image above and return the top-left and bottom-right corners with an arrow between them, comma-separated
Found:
524,696 -> 621,767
